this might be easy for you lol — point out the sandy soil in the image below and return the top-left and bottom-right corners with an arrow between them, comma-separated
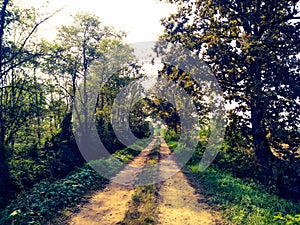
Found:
68,137 -> 223,225
157,138 -> 223,225
68,139 -> 157,225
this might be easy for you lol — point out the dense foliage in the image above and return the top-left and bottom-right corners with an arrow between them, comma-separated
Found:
0,0 -> 149,208
0,143 -> 142,225
160,0 -> 300,198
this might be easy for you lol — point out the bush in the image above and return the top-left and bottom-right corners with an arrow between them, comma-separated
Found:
0,165 -> 107,225
165,129 -> 180,142
214,141 -> 259,179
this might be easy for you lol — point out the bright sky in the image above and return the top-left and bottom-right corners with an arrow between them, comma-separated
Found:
18,0 -> 176,43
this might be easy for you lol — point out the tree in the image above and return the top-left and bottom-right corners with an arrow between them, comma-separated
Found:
160,0 -> 300,177
0,0 -> 57,201
43,12 -> 136,160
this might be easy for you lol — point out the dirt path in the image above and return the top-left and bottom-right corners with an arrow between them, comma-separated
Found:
68,137 -> 223,225
157,138 -> 222,225
68,139 -> 158,225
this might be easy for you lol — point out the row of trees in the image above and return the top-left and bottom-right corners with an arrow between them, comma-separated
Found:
159,0 -> 300,197
0,0 -> 152,206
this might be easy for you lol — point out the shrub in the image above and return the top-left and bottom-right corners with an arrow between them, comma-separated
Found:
0,165 -> 107,225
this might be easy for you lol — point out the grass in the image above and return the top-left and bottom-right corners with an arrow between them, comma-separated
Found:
166,140 -> 178,151
120,185 -> 158,225
121,146 -> 160,225
185,165 -> 300,225
113,138 -> 153,162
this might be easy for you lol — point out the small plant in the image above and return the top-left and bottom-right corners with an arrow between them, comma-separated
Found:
274,214 -> 300,225
132,194 -> 141,204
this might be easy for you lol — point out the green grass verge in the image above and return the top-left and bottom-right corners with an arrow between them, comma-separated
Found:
185,165 -> 300,225
113,138 -> 152,162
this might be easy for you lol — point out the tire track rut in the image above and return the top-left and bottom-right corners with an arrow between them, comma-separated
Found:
68,137 -> 223,225
68,138 -> 158,225
157,138 -> 222,225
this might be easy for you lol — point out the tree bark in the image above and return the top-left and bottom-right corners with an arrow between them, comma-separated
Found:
0,0 -> 11,202
250,102 -> 274,178
0,136 -> 10,204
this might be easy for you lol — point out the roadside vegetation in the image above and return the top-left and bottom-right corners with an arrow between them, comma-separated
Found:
0,141 -> 146,225
186,166 -> 300,225
164,134 -> 300,225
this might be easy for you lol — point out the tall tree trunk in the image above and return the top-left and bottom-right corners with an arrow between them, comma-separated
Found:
248,53 -> 275,180
0,134 -> 10,205
0,0 -> 11,204
251,102 -> 274,178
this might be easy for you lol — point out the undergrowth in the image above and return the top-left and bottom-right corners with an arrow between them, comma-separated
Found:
186,165 -> 300,225
0,140 -> 147,225
0,165 -> 106,225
